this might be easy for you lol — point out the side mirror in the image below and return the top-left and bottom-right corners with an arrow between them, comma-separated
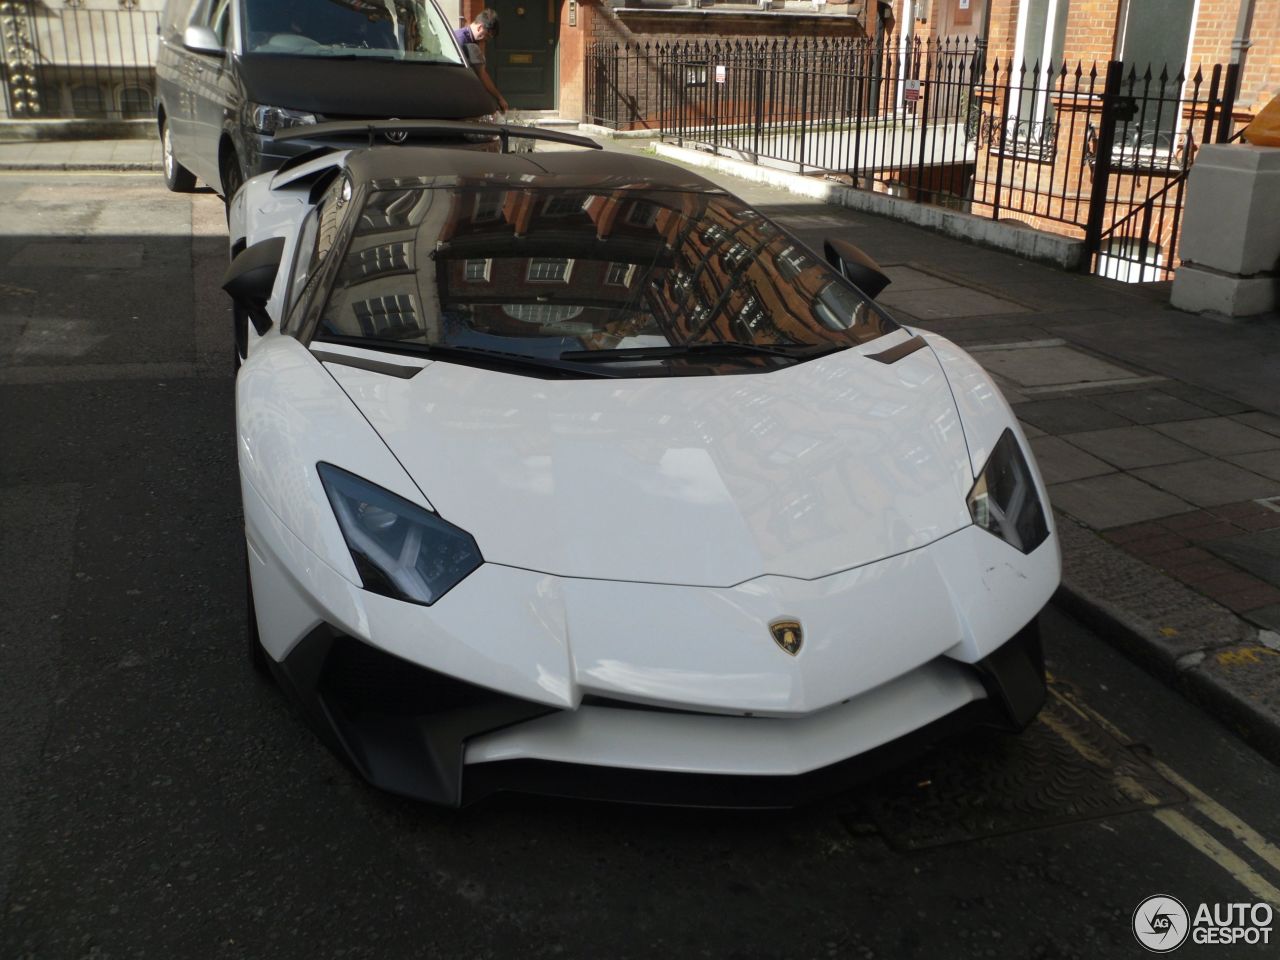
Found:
464,41 -> 485,67
183,24 -> 224,55
823,238 -> 891,299
223,237 -> 286,335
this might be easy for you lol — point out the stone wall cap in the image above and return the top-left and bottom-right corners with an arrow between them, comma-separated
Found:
1193,142 -> 1280,172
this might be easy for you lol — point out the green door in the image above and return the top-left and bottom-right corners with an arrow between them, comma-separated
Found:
488,0 -> 556,110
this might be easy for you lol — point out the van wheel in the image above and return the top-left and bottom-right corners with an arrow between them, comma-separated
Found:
161,119 -> 196,193
220,150 -> 244,205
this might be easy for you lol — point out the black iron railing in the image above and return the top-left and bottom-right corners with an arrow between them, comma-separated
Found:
587,36 -> 1243,282
1,4 -> 160,119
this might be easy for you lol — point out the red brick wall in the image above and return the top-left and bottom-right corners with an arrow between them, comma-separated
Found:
984,0 -> 1278,112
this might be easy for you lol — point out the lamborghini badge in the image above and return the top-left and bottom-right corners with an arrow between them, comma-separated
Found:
770,620 -> 803,656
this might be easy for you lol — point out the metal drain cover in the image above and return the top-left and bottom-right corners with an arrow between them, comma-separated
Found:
851,690 -> 1186,850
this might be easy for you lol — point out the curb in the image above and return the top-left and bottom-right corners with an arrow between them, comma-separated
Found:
0,161 -> 161,172
1052,513 -> 1280,765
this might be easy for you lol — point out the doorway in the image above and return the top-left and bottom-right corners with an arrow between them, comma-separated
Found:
488,0 -> 558,110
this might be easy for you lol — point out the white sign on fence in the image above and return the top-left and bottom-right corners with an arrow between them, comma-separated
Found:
715,64 -> 726,84
904,79 -> 921,102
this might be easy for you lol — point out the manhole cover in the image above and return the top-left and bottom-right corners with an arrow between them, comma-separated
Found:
849,688 -> 1185,850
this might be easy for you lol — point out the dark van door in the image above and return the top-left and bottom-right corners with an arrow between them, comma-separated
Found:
188,0 -> 238,190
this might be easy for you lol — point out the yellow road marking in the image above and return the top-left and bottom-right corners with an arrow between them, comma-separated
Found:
1153,808 -> 1280,904
1052,688 -> 1280,877
1046,687 -> 1280,899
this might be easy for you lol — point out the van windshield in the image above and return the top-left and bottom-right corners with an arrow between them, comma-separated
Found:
243,0 -> 463,64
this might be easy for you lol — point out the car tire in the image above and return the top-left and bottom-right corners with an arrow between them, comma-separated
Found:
220,150 -> 244,208
161,118 -> 197,193
245,548 -> 271,677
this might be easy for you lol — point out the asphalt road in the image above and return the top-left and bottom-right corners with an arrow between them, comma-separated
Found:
2,173 -> 1279,960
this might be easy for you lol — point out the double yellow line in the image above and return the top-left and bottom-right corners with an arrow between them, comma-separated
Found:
1046,686 -> 1280,904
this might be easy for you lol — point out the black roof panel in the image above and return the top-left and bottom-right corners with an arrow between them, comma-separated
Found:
342,145 -> 728,195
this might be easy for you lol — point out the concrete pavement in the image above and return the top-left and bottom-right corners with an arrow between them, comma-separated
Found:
2,136 -> 1278,765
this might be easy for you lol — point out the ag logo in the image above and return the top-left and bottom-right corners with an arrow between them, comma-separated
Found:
384,121 -> 408,144
1133,895 -> 1190,953
769,619 -> 803,656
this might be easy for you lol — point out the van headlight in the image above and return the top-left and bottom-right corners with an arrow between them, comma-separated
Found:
318,464 -> 482,605
966,429 -> 1049,553
250,104 -> 318,136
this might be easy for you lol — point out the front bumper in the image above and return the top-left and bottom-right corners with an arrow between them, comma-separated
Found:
243,126 -> 498,177
243,473 -> 1058,806
269,616 -> 1046,808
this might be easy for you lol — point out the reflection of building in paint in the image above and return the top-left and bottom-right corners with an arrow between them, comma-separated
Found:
322,180 -> 894,354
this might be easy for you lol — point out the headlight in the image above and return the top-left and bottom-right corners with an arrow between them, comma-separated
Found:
318,463 -> 482,606
966,429 -> 1049,553
250,104 -> 317,136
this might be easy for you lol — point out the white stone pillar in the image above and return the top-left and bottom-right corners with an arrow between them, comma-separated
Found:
1171,144 -> 1280,318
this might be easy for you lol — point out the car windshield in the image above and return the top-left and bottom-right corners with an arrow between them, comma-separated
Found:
311,182 -> 899,375
242,0 -> 462,64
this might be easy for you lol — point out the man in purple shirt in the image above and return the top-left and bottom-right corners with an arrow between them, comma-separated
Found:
454,9 -> 509,113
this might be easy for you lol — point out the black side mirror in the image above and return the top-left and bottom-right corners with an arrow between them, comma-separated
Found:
222,237 -> 286,335
823,238 -> 891,299
464,42 -> 485,67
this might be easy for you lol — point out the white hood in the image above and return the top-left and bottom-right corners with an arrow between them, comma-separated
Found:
323,345 -> 975,586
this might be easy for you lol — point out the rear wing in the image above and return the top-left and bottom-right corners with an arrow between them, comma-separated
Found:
272,120 -> 601,154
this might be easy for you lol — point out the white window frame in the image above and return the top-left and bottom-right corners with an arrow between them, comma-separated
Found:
473,192 -> 505,223
526,257 -> 574,283
1111,0 -> 1201,165
605,262 -> 635,287
1009,0 -> 1067,145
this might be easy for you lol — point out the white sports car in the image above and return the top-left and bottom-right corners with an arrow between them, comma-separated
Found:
225,122 -> 1060,807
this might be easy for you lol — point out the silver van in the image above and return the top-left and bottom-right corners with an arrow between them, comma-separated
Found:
155,0 -> 497,197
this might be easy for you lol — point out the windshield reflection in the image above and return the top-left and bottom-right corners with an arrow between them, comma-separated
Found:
243,0 -> 462,63
316,181 -> 898,371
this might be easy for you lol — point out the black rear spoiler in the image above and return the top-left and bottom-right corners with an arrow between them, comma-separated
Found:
273,120 -> 601,154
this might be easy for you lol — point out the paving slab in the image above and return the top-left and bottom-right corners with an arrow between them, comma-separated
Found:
878,264 -> 955,292
1158,383 -> 1254,416
974,345 -> 1136,388
1087,388 -> 1214,424
1151,417 -> 1280,456
878,286 -> 1030,320
1226,450 -> 1280,482
1246,604 -> 1280,631
1231,411 -> 1280,438
1203,529 -> 1280,588
1028,436 -> 1114,484
1049,473 -> 1193,529
1133,459 -> 1280,507
1012,397 -> 1131,434
1063,425 -> 1203,470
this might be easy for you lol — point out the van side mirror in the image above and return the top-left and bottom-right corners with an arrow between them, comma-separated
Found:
183,24 -> 224,56
823,238 -> 891,299
223,237 -> 286,335
464,42 -> 485,67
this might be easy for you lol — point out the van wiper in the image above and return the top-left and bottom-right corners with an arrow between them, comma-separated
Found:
315,335 -> 621,378
559,342 -> 850,363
